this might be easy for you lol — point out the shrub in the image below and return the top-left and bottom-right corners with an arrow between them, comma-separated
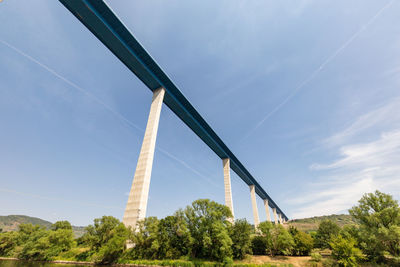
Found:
268,224 -> 294,256
314,220 -> 340,249
80,216 -> 129,264
0,231 -> 18,256
289,227 -> 313,256
310,252 -> 322,262
251,235 -> 267,255
330,234 -> 364,267
230,219 -> 253,259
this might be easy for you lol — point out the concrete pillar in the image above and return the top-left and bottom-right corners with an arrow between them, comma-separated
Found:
123,87 -> 165,229
279,213 -> 282,224
263,199 -> 271,222
222,158 -> 234,222
273,208 -> 278,224
249,185 -> 260,228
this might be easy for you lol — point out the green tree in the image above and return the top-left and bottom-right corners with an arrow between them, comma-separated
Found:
349,190 -> 400,261
229,219 -> 253,259
0,231 -> 18,256
314,220 -> 340,249
52,220 -> 72,231
330,234 -> 364,267
93,222 -> 129,264
81,216 -> 129,264
256,221 -> 273,254
47,221 -> 74,256
128,216 -> 160,259
289,227 -> 313,256
184,199 -> 233,262
157,212 -> 192,259
251,235 -> 268,255
257,222 -> 294,256
16,223 -> 40,245
269,224 -> 294,256
16,221 -> 75,261
18,226 -> 51,260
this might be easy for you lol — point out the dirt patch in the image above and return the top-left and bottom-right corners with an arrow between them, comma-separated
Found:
238,255 -> 313,267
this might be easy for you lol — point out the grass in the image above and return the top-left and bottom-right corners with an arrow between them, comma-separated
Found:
118,259 -> 292,267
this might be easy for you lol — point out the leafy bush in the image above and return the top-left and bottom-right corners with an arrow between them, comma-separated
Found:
330,234 -> 364,267
314,220 -> 340,249
0,231 -> 18,256
80,216 -> 129,264
289,226 -> 313,256
251,235 -> 267,255
310,252 -> 322,262
230,219 -> 253,259
269,224 -> 294,256
255,221 -> 294,256
16,221 -> 74,261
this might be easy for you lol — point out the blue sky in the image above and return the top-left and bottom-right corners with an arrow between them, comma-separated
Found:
1,0 -> 400,226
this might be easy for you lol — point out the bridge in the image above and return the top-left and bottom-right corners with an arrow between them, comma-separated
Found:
59,0 -> 289,227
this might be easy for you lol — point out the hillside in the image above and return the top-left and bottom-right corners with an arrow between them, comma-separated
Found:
0,215 -> 85,237
288,214 -> 358,232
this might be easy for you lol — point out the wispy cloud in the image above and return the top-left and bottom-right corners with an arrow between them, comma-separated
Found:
313,130 -> 400,171
289,97 -> 400,219
324,97 -> 400,146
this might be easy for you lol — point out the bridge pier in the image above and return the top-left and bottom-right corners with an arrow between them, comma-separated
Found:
222,158 -> 234,222
123,87 -> 165,229
249,185 -> 260,229
263,199 -> 271,222
273,208 -> 278,224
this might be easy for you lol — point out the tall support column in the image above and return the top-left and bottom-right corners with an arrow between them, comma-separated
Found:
249,185 -> 260,228
273,208 -> 278,224
222,158 -> 234,222
263,199 -> 271,222
123,87 -> 165,229
279,213 -> 283,224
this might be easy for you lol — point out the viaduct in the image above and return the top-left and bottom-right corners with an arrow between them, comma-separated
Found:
59,0 -> 289,228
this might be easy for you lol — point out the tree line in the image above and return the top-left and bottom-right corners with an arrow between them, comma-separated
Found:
1,191 -> 400,266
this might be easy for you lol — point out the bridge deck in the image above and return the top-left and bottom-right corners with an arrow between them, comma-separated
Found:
59,0 -> 288,220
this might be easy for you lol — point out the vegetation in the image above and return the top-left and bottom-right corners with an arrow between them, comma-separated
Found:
1,191 -> 399,266
288,214 -> 357,233
314,219 -> 340,249
349,190 -> 400,263
0,215 -> 85,237
330,234 -> 364,267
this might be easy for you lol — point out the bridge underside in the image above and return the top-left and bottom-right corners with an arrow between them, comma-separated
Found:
59,0 -> 288,221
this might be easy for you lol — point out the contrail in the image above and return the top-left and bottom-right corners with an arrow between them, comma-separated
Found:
244,0 -> 395,139
0,39 -> 220,189
0,39 -> 143,133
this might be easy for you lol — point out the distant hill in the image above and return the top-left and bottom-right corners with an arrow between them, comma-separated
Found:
0,215 -> 85,237
288,214 -> 358,232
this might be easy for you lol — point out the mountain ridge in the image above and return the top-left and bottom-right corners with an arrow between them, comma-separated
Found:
0,215 -> 85,237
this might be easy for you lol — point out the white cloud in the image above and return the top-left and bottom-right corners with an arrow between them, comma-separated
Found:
289,98 -> 400,219
323,98 -> 400,146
